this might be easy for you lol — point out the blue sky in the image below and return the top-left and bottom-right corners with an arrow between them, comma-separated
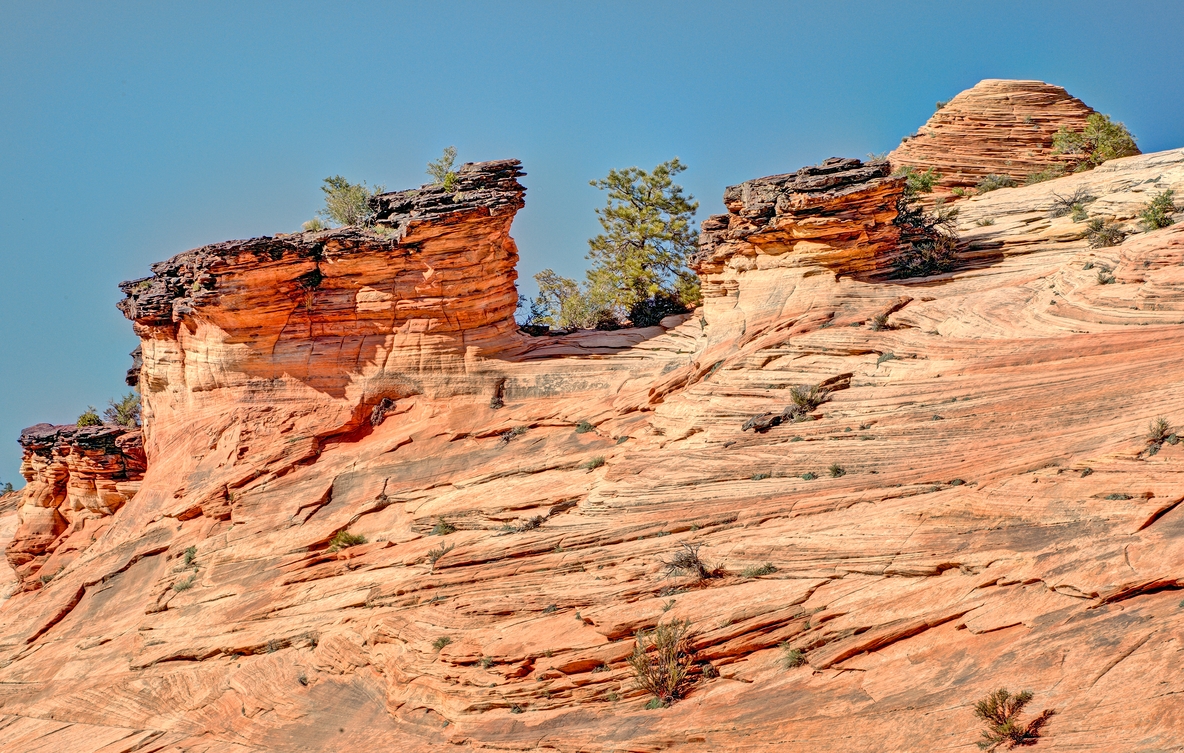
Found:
2,0 -> 1182,486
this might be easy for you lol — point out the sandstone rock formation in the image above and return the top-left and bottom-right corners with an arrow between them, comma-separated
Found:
889,79 -> 1136,201
3,97 -> 1184,751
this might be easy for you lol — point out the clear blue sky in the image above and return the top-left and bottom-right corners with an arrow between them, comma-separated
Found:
2,0 -> 1182,486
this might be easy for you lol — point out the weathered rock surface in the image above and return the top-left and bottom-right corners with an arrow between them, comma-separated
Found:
3,133 -> 1184,751
889,79 -> 1136,201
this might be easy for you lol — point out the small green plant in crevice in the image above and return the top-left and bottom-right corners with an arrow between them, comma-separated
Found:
430,518 -> 456,536
779,643 -> 807,669
1086,218 -> 1126,249
828,463 -> 846,478
1070,204 -> 1088,222
801,471 -> 818,481
1052,112 -> 1138,171
427,542 -> 455,569
1024,164 -> 1066,185
510,704 -> 524,714
317,175 -> 383,227
183,546 -> 197,567
741,563 -> 776,578
1145,416 -> 1176,456
328,531 -> 367,552
661,542 -> 716,581
480,656 -> 494,669
580,456 -> 606,470
973,688 -> 1053,750
1048,187 -> 1094,219
499,425 -> 529,444
975,217 -> 996,227
1139,189 -> 1177,231
76,406 -> 102,427
426,146 -> 459,192
575,420 -> 595,434
1105,493 -> 1132,501
1095,267 -> 1116,285
591,662 -> 612,673
661,598 -> 677,612
173,574 -> 196,592
789,383 -> 830,416
628,618 -> 695,708
976,174 -> 1017,194
895,166 -> 942,194
543,603 -> 558,614
877,352 -> 896,366
870,312 -> 891,331
432,636 -> 452,651
504,514 -> 546,534
751,472 -> 771,481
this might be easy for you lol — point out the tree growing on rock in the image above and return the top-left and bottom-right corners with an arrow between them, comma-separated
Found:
316,175 -> 384,227
427,146 -> 460,192
103,392 -> 141,428
1053,113 -> 1138,171
525,159 -> 700,330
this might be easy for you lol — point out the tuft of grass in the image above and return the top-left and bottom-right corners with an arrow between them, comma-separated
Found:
480,657 -> 493,669
1048,187 -> 1094,218
976,174 -> 1017,194
870,313 -> 891,331
828,463 -> 845,478
661,598 -> 676,612
780,643 -> 807,669
1105,493 -> 1132,501
575,420 -> 595,434
1070,204 -> 1088,222
183,546 -> 197,567
629,619 -> 695,708
1024,164 -> 1066,185
661,542 -> 715,581
751,472 -> 771,481
328,531 -> 367,552
801,471 -> 818,481
431,518 -> 456,536
1140,189 -> 1177,231
741,563 -> 777,578
975,217 -> 996,227
173,575 -> 196,592
974,688 -> 1053,750
427,542 -> 455,569
877,352 -> 896,366
432,636 -> 452,651
1096,268 -> 1116,285
302,217 -> 327,232
580,456 -> 606,470
1086,218 -> 1126,249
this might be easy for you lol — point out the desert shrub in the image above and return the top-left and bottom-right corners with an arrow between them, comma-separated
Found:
1105,493 -> 1132,500
828,463 -> 846,478
1053,113 -> 1138,170
976,174 -> 1017,194
426,146 -> 459,190
893,195 -> 960,278
1070,205 -> 1088,222
877,352 -> 896,365
751,472 -> 771,481
575,420 -> 595,434
432,636 -> 452,651
1148,417 -> 1173,444
871,313 -> 891,331
975,217 -> 996,227
1095,267 -> 1116,285
76,407 -> 102,427
628,619 -> 695,707
935,100 -> 948,112
1140,189 -> 1177,231
317,175 -> 383,227
801,471 -> 818,481
302,217 -> 327,232
328,531 -> 367,552
661,542 -> 714,580
173,574 -> 196,592
789,384 -> 829,415
0,481 -> 13,494
1086,218 -> 1126,249
427,542 -> 455,568
104,392 -> 141,428
431,518 -> 456,536
1024,164 -> 1066,185
974,688 -> 1052,750
183,545 -> 197,567
780,643 -> 806,669
741,563 -> 776,578
580,456 -> 606,470
894,166 -> 942,194
1048,187 -> 1095,218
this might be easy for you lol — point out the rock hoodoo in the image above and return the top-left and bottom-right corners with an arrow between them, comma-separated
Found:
889,79 -> 1129,200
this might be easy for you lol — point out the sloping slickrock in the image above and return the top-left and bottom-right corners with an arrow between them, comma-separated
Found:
2,145 -> 1184,752
889,79 -> 1133,201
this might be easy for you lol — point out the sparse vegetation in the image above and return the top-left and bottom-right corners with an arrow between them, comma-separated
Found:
896,166 -> 942,194
892,169 -> 960,278
1048,187 -> 1095,219
1052,113 -> 1138,171
934,100 -> 948,112
426,146 -> 459,192
1146,416 -> 1177,456
801,471 -> 818,481
432,636 -> 452,651
580,456 -> 606,470
431,518 -> 456,536
76,406 -> 102,427
1096,268 -> 1116,285
427,542 -> 455,568
1139,189 -> 1177,231
328,531 -> 367,552
104,392 -> 141,427
1070,204 -> 1088,222
975,217 -> 996,227
302,217 -> 327,232
1086,218 -> 1126,249
877,352 -> 896,366
751,472 -> 771,481
1024,164 -> 1066,185
741,563 -> 776,578
974,688 -> 1053,750
173,574 -> 196,592
0,481 -> 13,494
976,174 -> 1017,194
480,657 -> 493,668
575,420 -> 595,434
789,383 -> 829,416
183,545 -> 197,567
1105,493 -> 1132,500
871,313 -> 891,331
780,643 -> 806,669
628,619 -> 695,707
661,542 -> 715,581
317,175 -> 383,227
828,463 -> 846,478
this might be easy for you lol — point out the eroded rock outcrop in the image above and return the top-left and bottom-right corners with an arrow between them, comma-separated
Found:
889,79 -> 1132,201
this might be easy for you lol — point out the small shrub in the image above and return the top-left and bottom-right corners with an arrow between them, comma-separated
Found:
877,352 -> 896,366
480,657 -> 493,668
741,563 -> 776,578
302,217 -> 327,232
39,572 -> 54,584
871,313 -> 890,331
432,636 -> 452,651
328,531 -> 367,552
1024,164 -> 1066,185
1105,493 -> 1132,500
1086,218 -> 1125,249
628,619 -> 695,707
104,392 -> 141,428
974,688 -> 1052,750
427,146 -> 459,190
1096,268 -> 1116,285
662,598 -> 676,612
789,383 -> 829,415
780,643 -> 806,669
1070,204 -> 1088,222
894,166 -> 942,194
431,518 -> 456,536
76,407 -> 102,427
0,481 -> 13,494
828,463 -> 846,478
1052,113 -> 1138,170
510,704 -> 524,714
427,542 -> 455,568
580,456 -> 606,470
318,175 -> 383,227
575,420 -> 595,434
661,542 -> 714,580
751,472 -> 771,481
1048,187 -> 1094,218
1140,189 -> 1177,231
173,575 -> 196,592
183,546 -> 197,567
543,604 -> 558,613
935,100 -> 948,112
591,663 -> 611,673
801,471 -> 818,481
1148,417 -> 1173,445
951,187 -> 967,197
976,174 -> 1017,194
975,217 -> 996,227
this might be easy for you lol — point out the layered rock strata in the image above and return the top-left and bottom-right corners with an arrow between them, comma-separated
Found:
889,79 -> 1129,201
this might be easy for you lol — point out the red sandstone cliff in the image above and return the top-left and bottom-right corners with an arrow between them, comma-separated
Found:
2,82 -> 1184,752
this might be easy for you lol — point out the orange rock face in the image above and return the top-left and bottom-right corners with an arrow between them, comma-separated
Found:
3,129 -> 1184,751
889,79 -> 1135,201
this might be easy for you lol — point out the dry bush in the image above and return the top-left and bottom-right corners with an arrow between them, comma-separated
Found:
661,542 -> 715,580
628,619 -> 695,707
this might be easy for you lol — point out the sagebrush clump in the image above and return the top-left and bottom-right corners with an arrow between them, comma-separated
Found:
628,619 -> 695,707
328,531 -> 366,552
976,174 -> 1017,194
1052,113 -> 1138,171
1086,218 -> 1126,249
317,175 -> 383,227
1140,189 -> 1177,231
661,542 -> 715,580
